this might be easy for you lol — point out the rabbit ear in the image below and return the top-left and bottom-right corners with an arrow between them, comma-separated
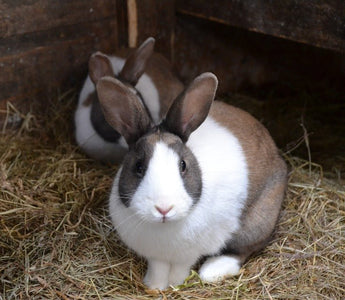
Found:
89,52 -> 114,84
164,73 -> 218,142
96,76 -> 152,145
119,37 -> 155,85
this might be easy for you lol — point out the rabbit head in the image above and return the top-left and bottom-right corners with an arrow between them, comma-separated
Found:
96,73 -> 217,222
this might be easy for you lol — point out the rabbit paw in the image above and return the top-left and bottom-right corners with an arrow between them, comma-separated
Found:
199,255 -> 241,282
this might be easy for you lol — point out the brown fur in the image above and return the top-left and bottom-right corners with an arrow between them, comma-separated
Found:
96,77 -> 152,145
210,101 -> 287,261
164,73 -> 217,142
82,92 -> 96,107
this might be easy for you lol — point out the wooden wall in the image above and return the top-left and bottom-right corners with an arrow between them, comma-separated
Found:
1,0 -> 344,127
176,0 -> 345,53
0,0 -> 122,127
173,13 -> 345,95
133,0 -> 345,94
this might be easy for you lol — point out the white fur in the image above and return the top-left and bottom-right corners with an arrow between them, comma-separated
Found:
143,259 -> 171,290
74,56 -> 160,162
131,142 -> 193,222
109,116 -> 248,289
74,91 -> 128,162
199,255 -> 241,282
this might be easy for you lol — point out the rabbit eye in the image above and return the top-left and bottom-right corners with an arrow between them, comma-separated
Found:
180,159 -> 187,174
135,161 -> 145,177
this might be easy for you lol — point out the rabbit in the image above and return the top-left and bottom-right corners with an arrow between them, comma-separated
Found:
74,37 -> 184,163
96,72 -> 288,290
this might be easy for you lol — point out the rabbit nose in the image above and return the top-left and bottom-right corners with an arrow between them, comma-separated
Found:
155,205 -> 173,216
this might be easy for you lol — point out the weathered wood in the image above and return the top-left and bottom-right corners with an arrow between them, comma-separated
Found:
0,19 -> 117,100
134,0 -> 176,61
0,0 -> 119,126
0,0 -> 117,38
174,15 -> 276,94
176,0 -> 345,52
1,0 -> 344,128
116,0 -> 129,48
174,14 -> 345,95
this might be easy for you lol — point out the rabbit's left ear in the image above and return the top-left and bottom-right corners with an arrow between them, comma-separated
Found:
163,72 -> 218,142
96,76 -> 153,145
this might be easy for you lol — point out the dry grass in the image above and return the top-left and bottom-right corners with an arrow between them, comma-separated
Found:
1,93 -> 344,299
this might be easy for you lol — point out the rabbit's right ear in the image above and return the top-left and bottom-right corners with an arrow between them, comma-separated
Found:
96,76 -> 152,145
89,52 -> 114,84
164,73 -> 218,142
119,37 -> 155,85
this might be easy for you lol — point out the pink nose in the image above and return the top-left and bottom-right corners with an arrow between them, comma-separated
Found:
155,205 -> 173,216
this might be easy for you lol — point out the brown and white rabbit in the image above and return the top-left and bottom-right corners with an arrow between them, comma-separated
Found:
96,73 -> 287,290
74,37 -> 184,163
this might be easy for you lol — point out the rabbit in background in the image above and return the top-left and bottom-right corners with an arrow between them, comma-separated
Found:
75,37 -> 184,163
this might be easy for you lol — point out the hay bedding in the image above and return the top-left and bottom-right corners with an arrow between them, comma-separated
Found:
0,94 -> 344,300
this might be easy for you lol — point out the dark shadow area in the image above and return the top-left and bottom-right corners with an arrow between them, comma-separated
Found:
175,14 -> 345,178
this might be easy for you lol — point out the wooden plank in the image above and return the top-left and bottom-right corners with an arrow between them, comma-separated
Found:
0,18 -> 117,102
0,0 -> 117,38
116,0 -> 129,48
176,0 -> 345,52
0,4 -> 118,127
173,14 -> 345,95
173,15 -> 275,94
0,0 -> 121,127
132,0 -> 176,61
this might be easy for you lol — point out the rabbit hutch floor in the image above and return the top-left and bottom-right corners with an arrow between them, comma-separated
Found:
0,91 -> 344,299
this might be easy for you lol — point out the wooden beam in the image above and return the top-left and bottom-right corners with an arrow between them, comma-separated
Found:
134,0 -> 176,61
173,13 -> 345,95
0,0 -> 117,38
127,0 -> 138,47
176,0 -> 345,52
116,0 -> 129,48
0,18 -> 117,100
